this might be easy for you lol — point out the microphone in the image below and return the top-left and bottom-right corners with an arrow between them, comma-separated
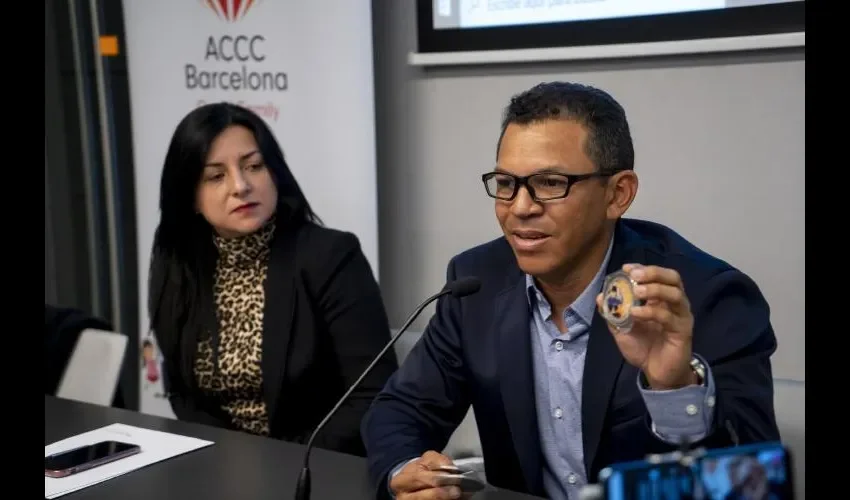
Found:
294,276 -> 482,500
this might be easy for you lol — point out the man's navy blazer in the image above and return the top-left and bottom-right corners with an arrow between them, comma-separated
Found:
361,218 -> 780,498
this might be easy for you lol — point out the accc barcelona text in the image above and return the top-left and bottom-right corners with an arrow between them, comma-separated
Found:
185,35 -> 288,92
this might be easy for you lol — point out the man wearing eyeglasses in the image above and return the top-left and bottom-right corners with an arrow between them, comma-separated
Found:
362,82 -> 780,500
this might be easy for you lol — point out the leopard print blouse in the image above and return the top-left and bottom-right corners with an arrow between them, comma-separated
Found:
194,218 -> 275,436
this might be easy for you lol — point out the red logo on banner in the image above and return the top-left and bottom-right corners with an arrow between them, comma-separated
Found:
203,0 -> 258,22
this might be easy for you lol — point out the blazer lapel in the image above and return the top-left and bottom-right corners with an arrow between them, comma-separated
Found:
262,227 -> 298,424
581,222 -> 646,477
496,278 -> 544,494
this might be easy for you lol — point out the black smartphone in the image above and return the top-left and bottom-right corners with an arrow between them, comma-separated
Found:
45,440 -> 141,478
599,441 -> 794,500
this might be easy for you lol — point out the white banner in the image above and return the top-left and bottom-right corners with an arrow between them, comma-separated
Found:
122,0 -> 379,417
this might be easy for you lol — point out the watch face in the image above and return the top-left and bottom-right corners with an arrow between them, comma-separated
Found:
690,358 -> 706,380
601,270 -> 643,331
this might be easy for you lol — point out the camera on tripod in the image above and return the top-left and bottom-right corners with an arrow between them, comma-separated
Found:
579,440 -> 795,500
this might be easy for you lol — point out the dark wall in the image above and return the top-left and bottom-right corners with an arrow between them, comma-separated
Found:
45,0 -> 140,411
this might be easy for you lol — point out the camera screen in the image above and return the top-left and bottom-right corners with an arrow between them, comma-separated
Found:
605,459 -> 702,500
603,442 -> 792,500
699,444 -> 791,500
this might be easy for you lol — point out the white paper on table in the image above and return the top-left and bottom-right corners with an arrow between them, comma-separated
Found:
45,423 -> 214,498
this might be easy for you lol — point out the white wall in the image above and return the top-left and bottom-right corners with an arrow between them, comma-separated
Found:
773,379 -> 805,498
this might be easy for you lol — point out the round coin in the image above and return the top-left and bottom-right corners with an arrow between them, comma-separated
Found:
601,270 -> 643,331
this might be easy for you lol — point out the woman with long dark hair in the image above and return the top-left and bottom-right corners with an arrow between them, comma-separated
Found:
147,102 -> 396,456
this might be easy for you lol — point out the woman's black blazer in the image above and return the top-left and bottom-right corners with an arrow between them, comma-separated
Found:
165,221 -> 398,457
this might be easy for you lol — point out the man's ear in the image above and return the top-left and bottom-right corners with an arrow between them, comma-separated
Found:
606,170 -> 638,219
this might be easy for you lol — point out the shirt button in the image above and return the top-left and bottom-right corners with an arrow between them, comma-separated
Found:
686,404 -> 699,416
567,473 -> 578,484
707,396 -> 716,408
554,341 -> 564,351
553,407 -> 563,419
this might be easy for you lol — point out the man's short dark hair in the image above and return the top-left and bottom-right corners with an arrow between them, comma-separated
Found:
498,81 -> 634,174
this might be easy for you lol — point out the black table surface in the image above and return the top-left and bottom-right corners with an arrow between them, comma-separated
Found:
45,396 -> 542,500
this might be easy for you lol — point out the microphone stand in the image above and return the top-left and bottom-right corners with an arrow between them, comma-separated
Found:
294,287 -> 453,500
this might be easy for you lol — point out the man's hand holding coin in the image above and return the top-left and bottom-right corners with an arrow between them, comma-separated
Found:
596,264 -> 699,390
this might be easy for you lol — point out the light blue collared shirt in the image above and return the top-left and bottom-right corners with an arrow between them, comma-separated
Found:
528,236 -> 715,500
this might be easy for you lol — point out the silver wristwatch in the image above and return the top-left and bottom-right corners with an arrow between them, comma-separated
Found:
639,356 -> 707,389
690,356 -> 707,386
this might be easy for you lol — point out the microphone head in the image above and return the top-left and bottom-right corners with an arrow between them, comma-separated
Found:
445,277 -> 481,298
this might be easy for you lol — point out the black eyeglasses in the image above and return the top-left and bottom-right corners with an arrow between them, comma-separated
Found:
481,171 -> 612,201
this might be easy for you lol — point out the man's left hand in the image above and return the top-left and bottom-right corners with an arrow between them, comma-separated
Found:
596,263 -> 697,390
